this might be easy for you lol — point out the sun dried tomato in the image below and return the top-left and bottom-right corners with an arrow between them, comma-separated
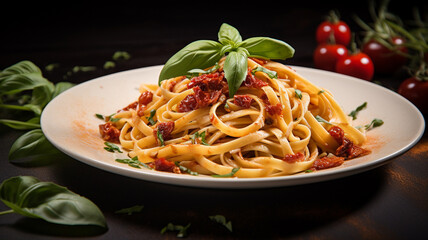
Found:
266,103 -> 283,116
138,91 -> 153,105
282,152 -> 305,163
188,72 -> 227,92
328,126 -> 345,144
242,69 -> 268,89
154,121 -> 175,141
99,122 -> 120,143
233,95 -> 253,108
154,158 -> 180,173
177,94 -> 197,112
312,156 -> 345,170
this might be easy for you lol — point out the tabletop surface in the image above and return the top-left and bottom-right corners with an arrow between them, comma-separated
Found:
1,2 -> 427,239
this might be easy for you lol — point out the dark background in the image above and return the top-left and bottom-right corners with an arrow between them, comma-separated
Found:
1,1 -> 427,239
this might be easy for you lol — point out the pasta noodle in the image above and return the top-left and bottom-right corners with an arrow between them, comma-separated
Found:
99,58 -> 370,178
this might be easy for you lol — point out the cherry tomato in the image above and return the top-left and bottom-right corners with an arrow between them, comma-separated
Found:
361,37 -> 408,74
398,77 -> 428,115
335,52 -> 374,81
313,43 -> 348,72
316,19 -> 351,46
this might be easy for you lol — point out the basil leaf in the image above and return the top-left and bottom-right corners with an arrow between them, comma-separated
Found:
52,82 -> 75,98
103,142 -> 122,153
224,49 -> 248,97
365,118 -> 384,130
0,117 -> 40,130
315,115 -> 332,125
218,23 -> 242,46
158,40 -> 224,84
349,102 -> 367,120
8,129 -> 59,161
0,176 -> 107,228
0,60 -> 41,77
251,66 -> 278,79
115,205 -> 144,215
209,215 -> 233,232
239,37 -> 295,60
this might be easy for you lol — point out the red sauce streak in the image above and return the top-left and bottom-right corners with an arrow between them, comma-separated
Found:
99,122 -> 120,143
152,158 -> 181,173
312,156 -> 345,170
233,95 -> 253,108
282,152 -> 305,163
154,121 -> 175,141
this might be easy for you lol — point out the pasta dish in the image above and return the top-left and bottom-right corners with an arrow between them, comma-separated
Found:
98,57 -> 370,178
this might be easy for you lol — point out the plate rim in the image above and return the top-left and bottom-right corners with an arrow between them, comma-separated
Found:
41,65 -> 426,189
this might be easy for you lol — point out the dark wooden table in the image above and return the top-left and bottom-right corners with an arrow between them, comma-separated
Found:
1,2 -> 427,239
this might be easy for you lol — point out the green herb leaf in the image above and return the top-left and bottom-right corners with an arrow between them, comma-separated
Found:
115,205 -> 144,215
104,142 -> 123,153
115,156 -> 153,169
239,37 -> 295,60
295,89 -> 302,99
146,109 -> 157,125
174,162 -> 199,176
191,131 -> 209,146
349,102 -> 367,120
218,23 -> 242,46
224,49 -> 248,97
112,51 -> 131,61
158,40 -> 224,84
0,176 -> 107,228
251,66 -> 278,79
365,118 -> 384,130
161,223 -> 191,238
156,130 -> 165,146
209,215 -> 233,232
212,167 -> 240,178
8,129 -> 59,161
315,115 -> 332,125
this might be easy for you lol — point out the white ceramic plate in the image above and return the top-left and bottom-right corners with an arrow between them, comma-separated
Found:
41,65 -> 425,188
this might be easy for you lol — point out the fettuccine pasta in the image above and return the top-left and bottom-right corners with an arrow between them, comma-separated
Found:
99,58 -> 370,178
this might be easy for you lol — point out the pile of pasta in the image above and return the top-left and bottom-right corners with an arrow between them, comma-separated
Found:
100,58 -> 369,178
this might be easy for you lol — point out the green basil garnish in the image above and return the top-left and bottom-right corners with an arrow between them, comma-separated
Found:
349,102 -> 367,120
158,23 -> 294,97
211,167 -> 240,178
0,176 -> 107,228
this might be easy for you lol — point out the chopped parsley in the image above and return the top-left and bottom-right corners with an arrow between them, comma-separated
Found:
191,131 -> 209,146
146,109 -> 157,125
315,115 -> 332,125
295,89 -> 302,99
161,223 -> 191,238
349,102 -> 367,120
115,205 -> 144,215
115,156 -> 152,169
211,168 -> 240,178
104,142 -> 122,153
209,215 -> 233,232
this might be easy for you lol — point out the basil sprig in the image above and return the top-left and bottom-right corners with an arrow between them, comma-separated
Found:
0,61 -> 74,162
158,23 -> 295,97
0,176 -> 107,228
